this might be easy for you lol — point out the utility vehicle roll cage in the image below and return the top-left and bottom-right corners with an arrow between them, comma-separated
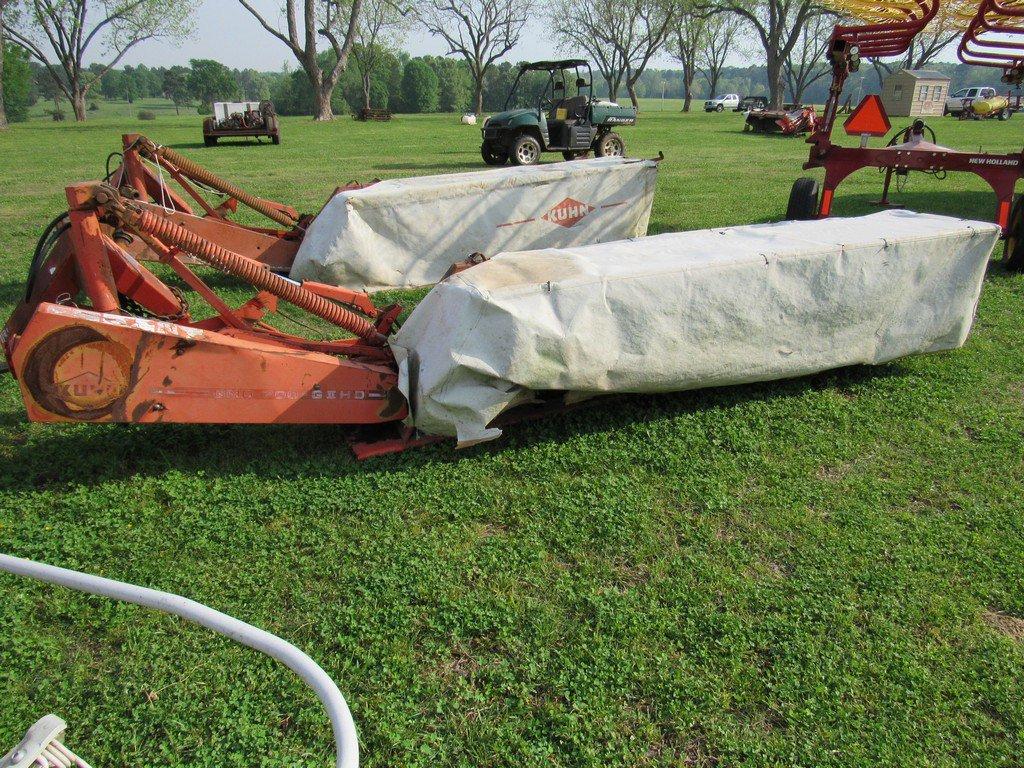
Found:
503,59 -> 594,113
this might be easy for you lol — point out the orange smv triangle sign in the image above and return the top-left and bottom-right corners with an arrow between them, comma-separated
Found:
843,94 -> 891,137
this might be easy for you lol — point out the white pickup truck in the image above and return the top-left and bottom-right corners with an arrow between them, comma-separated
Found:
705,93 -> 740,112
945,86 -> 997,117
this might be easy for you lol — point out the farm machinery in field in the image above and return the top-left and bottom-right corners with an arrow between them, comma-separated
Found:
203,100 -> 280,145
791,0 -> 1024,269
744,105 -> 821,135
480,59 -> 637,165
1,131 -> 999,458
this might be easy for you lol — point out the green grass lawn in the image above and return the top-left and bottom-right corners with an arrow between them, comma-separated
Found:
1,109 -> 1023,767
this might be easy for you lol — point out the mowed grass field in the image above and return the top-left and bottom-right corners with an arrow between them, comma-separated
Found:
1,107 -> 1023,767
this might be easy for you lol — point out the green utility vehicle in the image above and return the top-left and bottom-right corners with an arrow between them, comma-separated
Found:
481,59 -> 638,166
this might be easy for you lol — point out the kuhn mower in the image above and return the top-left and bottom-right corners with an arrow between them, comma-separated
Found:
791,0 -> 1024,268
1,132 -> 1001,458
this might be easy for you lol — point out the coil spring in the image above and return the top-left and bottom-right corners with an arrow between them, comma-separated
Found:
150,145 -> 298,228
132,209 -> 382,343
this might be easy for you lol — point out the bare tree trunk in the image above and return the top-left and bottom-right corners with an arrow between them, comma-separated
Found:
681,60 -> 695,112
474,79 -> 483,115
314,85 -> 334,120
707,72 -> 721,102
72,87 -> 87,121
766,54 -> 785,108
362,72 -> 371,110
627,80 -> 639,110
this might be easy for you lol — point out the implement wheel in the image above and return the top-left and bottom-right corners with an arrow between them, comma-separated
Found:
786,177 -> 820,220
510,134 -> 541,166
1004,195 -> 1024,272
481,142 -> 507,166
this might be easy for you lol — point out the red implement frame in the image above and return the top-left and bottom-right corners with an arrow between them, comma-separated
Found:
0,138 -> 590,458
805,0 -> 1024,233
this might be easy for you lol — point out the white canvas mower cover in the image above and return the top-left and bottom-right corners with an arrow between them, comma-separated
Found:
392,210 -> 999,445
289,157 -> 658,291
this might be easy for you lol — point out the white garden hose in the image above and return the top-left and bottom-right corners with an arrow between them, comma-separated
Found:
0,553 -> 359,768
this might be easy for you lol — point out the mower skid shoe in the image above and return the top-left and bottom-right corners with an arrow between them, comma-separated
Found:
9,303 -> 406,425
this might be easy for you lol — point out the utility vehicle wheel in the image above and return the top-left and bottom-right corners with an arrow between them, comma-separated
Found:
204,135 -> 217,147
999,109 -> 1009,121
786,177 -> 820,220
481,142 -> 507,165
562,150 -> 590,161
716,103 -> 724,112
594,132 -> 624,157
1003,195 -> 1024,271
510,134 -> 541,166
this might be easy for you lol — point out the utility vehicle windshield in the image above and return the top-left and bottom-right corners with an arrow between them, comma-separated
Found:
503,64 -> 592,111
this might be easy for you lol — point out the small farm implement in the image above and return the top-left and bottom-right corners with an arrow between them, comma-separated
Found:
792,0 -> 1024,268
745,105 -> 821,135
202,100 -> 280,145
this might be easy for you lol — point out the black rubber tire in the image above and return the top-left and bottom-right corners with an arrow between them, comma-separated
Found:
562,150 -> 590,161
1004,195 -> 1024,271
481,142 -> 507,165
509,134 -> 541,166
716,103 -> 724,112
204,135 -> 217,146
999,109 -> 1009,121
594,132 -> 624,158
786,177 -> 820,220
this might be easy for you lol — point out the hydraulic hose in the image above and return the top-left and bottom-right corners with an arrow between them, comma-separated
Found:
128,207 -> 383,343
0,553 -> 359,768
143,142 -> 299,229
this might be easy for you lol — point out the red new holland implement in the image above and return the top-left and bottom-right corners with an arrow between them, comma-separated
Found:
0,134 -> 445,459
792,0 -> 1024,269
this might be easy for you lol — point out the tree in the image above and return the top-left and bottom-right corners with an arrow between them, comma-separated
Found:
237,68 -> 271,101
432,56 -> 469,111
162,65 -> 191,114
548,0 -> 628,101
549,0 -> 675,109
351,0 -> 407,110
784,11 -> 830,104
187,59 -> 238,109
6,0 -> 192,121
236,0 -> 363,121
417,0 -> 528,115
672,9 -> 707,111
698,13 -> 740,102
710,0 -> 824,108
866,0 -> 971,84
619,0 -> 676,109
0,0 -> 14,128
2,41 -> 31,123
401,57 -> 438,112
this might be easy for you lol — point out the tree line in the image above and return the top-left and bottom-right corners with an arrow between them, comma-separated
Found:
0,0 -> 1001,129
